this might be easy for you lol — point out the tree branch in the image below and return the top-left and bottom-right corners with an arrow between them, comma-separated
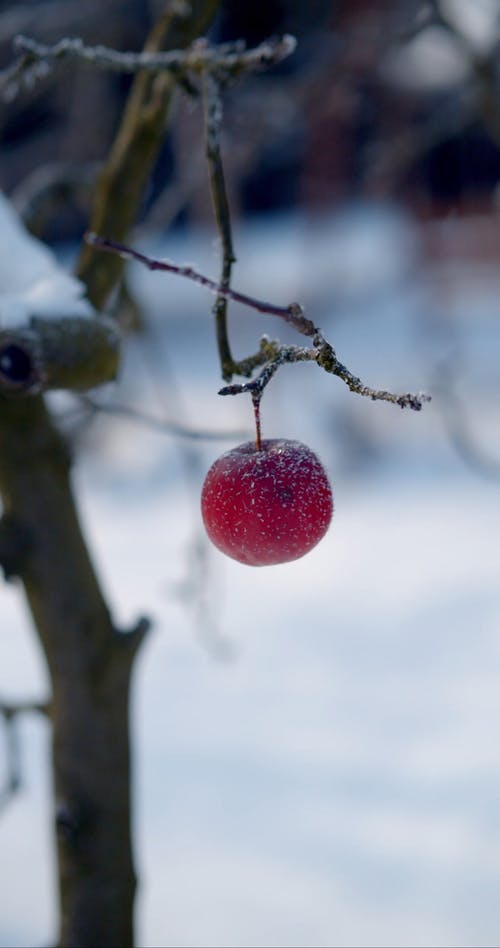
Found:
0,316 -> 120,394
202,70 -> 237,380
85,236 -> 430,411
433,359 -> 500,481
75,0 -> 221,310
73,394 -> 251,442
220,337 -> 429,410
2,33 -> 297,100
85,232 -> 317,333
0,697 -> 49,814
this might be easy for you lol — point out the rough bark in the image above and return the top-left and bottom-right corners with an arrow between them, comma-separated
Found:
0,395 -> 145,947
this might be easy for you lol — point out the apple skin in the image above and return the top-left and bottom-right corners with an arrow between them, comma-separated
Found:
201,439 -> 333,566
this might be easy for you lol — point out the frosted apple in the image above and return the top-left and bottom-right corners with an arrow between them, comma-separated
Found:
201,439 -> 333,566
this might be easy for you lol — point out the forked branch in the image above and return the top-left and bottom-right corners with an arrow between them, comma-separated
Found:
84,233 -> 430,411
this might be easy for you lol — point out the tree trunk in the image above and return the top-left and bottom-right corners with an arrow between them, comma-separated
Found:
0,5 -> 221,943
0,395 -> 145,947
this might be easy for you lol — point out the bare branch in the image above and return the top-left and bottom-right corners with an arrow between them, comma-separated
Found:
11,161 -> 98,235
202,70 -> 237,380
114,615 -> 152,660
170,532 -> 236,661
85,233 -> 317,336
2,33 -> 297,100
434,361 -> 500,481
219,341 -> 316,396
85,237 -> 429,411
0,316 -> 120,395
85,232 -> 317,334
75,1 -> 221,310
316,341 -> 431,410
0,698 -> 49,716
220,336 -> 430,410
74,394 -> 251,442
0,698 -> 49,814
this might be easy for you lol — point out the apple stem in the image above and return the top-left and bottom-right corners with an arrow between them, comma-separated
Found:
252,392 -> 263,451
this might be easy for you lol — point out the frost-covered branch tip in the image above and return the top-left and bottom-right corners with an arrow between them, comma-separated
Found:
2,33 -> 297,99
219,336 -> 430,411
85,234 -> 430,412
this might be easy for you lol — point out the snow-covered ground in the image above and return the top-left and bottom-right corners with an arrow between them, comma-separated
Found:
1,203 -> 500,947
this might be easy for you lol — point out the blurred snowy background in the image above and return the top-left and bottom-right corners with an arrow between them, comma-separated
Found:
1,1 -> 500,946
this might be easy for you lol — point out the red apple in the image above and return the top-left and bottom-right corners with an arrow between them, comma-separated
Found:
201,439 -> 333,566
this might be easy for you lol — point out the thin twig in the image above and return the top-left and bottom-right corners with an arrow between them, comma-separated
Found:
202,70 -> 237,380
74,394 -> 251,441
2,33 -> 297,99
85,235 -> 430,411
85,232 -> 316,334
0,698 -> 49,814
433,360 -> 500,481
219,343 -> 315,396
219,339 -> 430,410
169,532 -> 236,661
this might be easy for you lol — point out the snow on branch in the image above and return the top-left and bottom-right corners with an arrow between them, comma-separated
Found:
0,192 -> 120,393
